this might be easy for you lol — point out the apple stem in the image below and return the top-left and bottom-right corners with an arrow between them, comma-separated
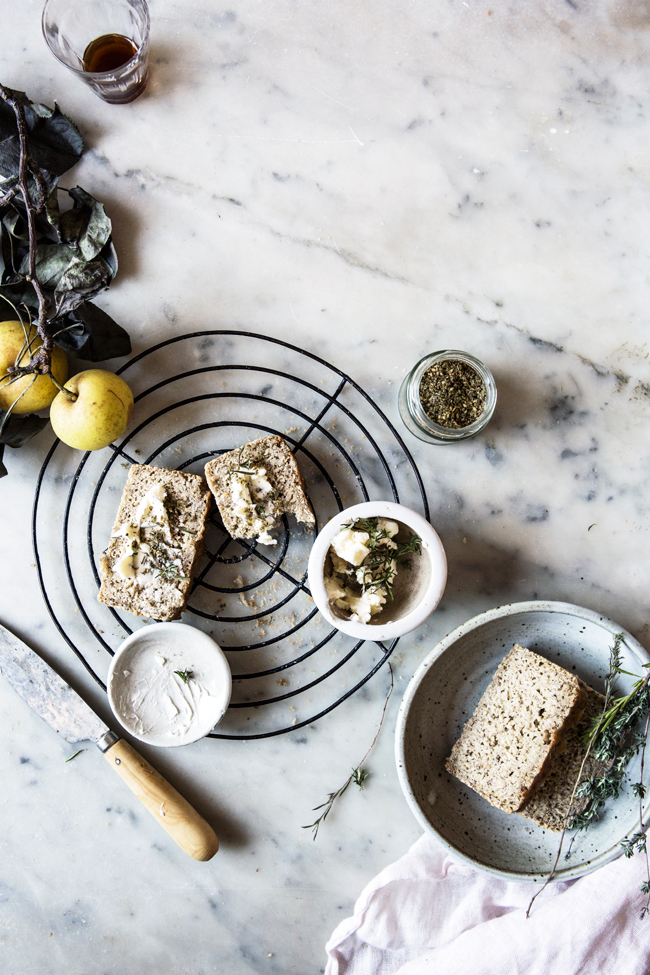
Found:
3,362 -> 77,401
50,375 -> 78,401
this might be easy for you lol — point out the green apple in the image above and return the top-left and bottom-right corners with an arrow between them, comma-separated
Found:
0,320 -> 68,414
50,369 -> 134,451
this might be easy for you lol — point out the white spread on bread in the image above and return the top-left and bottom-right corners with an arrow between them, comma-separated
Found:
110,483 -> 185,607
229,463 -> 279,545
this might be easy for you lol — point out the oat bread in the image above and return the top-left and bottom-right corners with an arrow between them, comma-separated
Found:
98,464 -> 211,622
518,681 -> 607,831
445,645 -> 587,814
204,435 -> 314,545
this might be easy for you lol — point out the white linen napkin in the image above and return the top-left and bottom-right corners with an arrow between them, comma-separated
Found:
325,834 -> 650,975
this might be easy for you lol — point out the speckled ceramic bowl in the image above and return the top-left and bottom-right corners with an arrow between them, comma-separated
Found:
395,601 -> 650,882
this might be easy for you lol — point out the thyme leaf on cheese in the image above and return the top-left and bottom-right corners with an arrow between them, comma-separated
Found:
141,527 -> 186,582
339,517 -> 420,600
174,670 -> 193,684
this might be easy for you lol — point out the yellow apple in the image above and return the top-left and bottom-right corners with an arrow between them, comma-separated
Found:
0,320 -> 68,414
49,369 -> 134,451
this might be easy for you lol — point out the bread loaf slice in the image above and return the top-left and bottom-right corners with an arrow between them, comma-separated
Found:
518,682 -> 607,831
98,464 -> 211,622
205,435 -> 314,545
445,645 -> 586,814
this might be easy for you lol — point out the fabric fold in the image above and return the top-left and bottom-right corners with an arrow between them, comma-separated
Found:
325,834 -> 650,975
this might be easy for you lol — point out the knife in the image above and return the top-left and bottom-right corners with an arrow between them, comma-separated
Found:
0,623 -> 219,861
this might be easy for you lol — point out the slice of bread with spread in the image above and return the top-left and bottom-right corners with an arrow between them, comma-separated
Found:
518,681 -> 608,831
204,435 -> 314,546
445,644 -> 587,815
98,464 -> 211,621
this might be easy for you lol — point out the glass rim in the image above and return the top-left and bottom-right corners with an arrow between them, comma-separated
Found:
406,350 -> 497,441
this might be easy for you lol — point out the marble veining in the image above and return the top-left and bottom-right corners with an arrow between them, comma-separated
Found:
2,0 -> 650,972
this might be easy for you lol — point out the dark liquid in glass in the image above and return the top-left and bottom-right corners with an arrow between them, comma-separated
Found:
83,34 -> 137,73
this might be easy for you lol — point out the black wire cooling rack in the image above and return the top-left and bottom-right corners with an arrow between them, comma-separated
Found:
33,330 -> 429,739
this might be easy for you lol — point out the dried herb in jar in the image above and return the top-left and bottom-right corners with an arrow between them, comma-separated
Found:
419,359 -> 486,429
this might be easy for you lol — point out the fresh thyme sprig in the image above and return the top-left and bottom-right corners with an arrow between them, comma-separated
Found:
142,527 -> 186,582
227,447 -> 254,479
397,533 -> 422,571
527,634 -> 650,919
338,518 -> 422,602
302,664 -> 394,839
174,670 -> 193,684
65,748 -> 85,763
342,517 -> 386,536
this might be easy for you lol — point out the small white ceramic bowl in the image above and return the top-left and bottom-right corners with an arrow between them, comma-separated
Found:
107,622 -> 232,747
307,501 -> 447,641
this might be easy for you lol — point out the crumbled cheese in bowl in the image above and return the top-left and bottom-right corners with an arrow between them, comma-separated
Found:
324,517 -> 420,624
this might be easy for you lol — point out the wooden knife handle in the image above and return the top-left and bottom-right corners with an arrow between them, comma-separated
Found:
104,738 -> 219,861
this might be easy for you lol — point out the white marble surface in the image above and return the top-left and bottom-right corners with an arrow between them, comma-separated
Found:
2,0 -> 650,971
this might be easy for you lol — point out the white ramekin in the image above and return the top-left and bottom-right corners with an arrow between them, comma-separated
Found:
307,501 -> 447,641
107,622 -> 232,747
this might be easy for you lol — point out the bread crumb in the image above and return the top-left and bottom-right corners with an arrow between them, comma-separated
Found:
234,574 -> 256,608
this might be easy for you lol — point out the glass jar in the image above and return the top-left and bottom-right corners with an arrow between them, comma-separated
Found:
398,350 -> 497,444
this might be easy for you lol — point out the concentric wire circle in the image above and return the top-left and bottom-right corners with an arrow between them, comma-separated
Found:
33,331 -> 429,739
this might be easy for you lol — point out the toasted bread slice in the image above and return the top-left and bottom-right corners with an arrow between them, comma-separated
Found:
445,645 -> 586,814
204,435 -> 314,545
518,681 -> 607,831
98,464 -> 211,622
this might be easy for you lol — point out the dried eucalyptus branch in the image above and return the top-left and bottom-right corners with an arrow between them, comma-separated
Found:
527,634 -> 650,919
0,86 -> 130,474
0,86 -> 61,387
0,86 -> 130,390
303,663 -> 394,839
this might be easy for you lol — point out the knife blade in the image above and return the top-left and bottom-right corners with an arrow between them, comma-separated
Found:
0,623 -> 219,861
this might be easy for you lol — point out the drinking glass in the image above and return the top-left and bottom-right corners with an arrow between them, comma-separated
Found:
42,0 -> 150,104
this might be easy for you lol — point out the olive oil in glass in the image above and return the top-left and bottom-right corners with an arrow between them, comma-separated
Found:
42,0 -> 150,103
82,33 -> 137,72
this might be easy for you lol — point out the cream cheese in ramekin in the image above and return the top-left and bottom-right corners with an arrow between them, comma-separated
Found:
107,623 -> 231,746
